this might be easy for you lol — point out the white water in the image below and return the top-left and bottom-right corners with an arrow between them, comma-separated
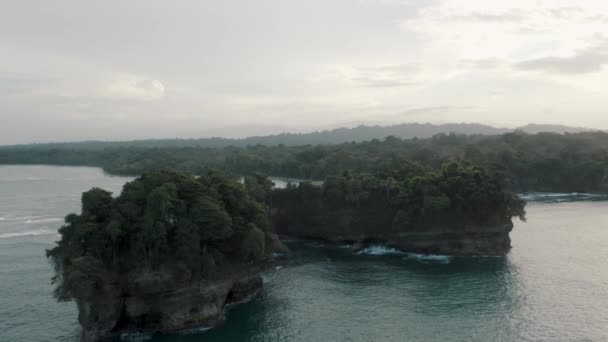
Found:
403,253 -> 452,264
356,245 -> 406,256
0,229 -> 57,239
520,192 -> 608,202
356,245 -> 452,263
24,217 -> 63,224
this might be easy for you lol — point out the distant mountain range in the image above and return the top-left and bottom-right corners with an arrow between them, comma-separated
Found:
2,123 -> 597,150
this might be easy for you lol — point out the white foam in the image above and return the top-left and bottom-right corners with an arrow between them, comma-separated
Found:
356,245 -> 405,256
0,229 -> 57,239
24,177 -> 43,181
24,218 -> 62,224
520,192 -> 607,202
3,215 -> 44,222
175,325 -> 214,336
403,253 -> 452,264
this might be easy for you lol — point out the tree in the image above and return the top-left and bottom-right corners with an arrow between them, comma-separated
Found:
47,170 -> 274,302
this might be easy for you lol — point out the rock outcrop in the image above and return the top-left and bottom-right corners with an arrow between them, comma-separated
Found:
268,163 -> 526,256
78,272 -> 263,342
277,220 -> 514,256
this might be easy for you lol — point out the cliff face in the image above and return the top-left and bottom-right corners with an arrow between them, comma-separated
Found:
78,272 -> 263,342
276,219 -> 514,256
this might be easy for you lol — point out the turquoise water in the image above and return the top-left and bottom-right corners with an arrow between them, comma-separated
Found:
1,166 -> 607,342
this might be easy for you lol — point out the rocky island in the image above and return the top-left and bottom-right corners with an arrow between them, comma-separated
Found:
47,171 -> 283,342
48,163 -> 525,341
267,162 -> 526,255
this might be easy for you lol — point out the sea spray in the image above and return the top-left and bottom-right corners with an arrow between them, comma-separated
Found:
24,217 -> 62,224
355,245 -> 452,263
520,192 -> 608,203
0,230 -> 57,239
356,245 -> 405,256
403,253 -> 452,264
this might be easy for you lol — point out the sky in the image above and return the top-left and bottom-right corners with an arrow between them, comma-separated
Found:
2,0 -> 608,144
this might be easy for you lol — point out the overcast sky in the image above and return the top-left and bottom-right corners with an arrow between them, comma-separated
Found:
2,0 -> 608,144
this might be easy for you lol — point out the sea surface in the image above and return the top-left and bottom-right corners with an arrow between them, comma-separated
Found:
0,165 -> 607,342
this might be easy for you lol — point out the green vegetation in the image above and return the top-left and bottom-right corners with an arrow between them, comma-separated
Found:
0,123 -> 510,149
46,170 -> 274,301
0,123 -> 589,149
47,163 -> 526,301
268,162 -> 525,239
3,131 -> 608,193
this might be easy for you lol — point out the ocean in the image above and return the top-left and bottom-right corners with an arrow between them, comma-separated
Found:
1,165 -> 606,342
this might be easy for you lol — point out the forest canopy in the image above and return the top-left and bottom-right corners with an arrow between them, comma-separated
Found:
268,162 -> 526,239
3,131 -> 608,193
46,170 -> 275,301
47,161 -> 526,302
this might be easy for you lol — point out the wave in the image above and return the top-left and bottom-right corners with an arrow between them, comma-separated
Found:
24,218 -> 63,224
520,192 -> 608,203
355,245 -> 452,263
24,177 -> 44,181
356,245 -> 405,256
2,215 -> 46,222
0,229 -> 57,239
403,253 -> 452,264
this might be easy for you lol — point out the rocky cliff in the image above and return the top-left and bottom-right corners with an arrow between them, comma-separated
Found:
78,271 -> 263,342
267,163 -> 525,256
276,219 -> 515,256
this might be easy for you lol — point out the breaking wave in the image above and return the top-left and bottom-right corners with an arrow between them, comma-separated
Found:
0,214 -> 62,225
355,245 -> 452,263
24,218 -> 63,224
356,245 -> 405,256
520,192 -> 608,203
403,253 -> 452,264
0,229 -> 57,239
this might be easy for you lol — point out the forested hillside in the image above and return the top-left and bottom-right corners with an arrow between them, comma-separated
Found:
47,170 -> 276,301
267,162 -> 525,242
1,123 -> 592,149
2,131 -> 608,193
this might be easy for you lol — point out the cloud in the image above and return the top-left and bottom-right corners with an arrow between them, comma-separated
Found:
546,7 -> 584,19
0,72 -> 58,96
332,63 -> 422,88
3,1 -> 608,143
351,78 -> 420,88
106,78 -> 165,100
398,105 -> 471,117
459,58 -> 504,69
514,43 -> 608,74
456,10 -> 525,23
400,1 -> 608,60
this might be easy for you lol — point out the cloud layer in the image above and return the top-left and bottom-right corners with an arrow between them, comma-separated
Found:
1,0 -> 608,143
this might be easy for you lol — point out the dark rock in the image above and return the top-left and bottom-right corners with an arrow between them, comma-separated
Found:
77,272 -> 263,342
279,220 -> 515,256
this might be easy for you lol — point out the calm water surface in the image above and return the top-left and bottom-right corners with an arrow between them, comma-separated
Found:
0,165 -> 606,342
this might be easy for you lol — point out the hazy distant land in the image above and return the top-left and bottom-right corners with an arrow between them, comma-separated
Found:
0,122 -> 594,149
